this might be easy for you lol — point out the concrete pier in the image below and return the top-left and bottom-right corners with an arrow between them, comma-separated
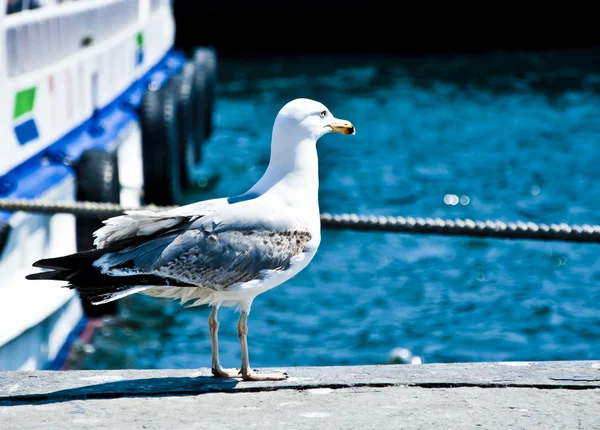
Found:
1,361 -> 599,429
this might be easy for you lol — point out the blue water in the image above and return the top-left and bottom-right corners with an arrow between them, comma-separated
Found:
71,51 -> 600,370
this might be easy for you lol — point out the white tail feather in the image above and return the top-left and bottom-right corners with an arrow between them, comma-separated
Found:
92,285 -> 153,305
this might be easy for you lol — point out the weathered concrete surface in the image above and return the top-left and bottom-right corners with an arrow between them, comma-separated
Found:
1,361 -> 599,429
2,361 -> 600,401
2,386 -> 600,430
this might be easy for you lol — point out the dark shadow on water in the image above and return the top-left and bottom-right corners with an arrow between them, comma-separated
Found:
0,376 -> 240,406
217,49 -> 600,100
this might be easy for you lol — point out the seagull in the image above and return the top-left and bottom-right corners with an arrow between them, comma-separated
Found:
26,98 -> 355,381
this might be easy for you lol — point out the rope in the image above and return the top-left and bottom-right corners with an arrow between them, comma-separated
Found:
0,198 -> 173,218
1,198 -> 599,244
320,213 -> 600,243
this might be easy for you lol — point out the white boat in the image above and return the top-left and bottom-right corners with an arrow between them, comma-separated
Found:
0,0 -> 216,370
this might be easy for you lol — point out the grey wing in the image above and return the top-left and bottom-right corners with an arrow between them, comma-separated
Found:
94,226 -> 313,290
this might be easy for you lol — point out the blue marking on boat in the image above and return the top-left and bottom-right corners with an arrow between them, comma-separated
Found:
0,50 -> 186,224
14,118 -> 39,145
44,310 -> 89,371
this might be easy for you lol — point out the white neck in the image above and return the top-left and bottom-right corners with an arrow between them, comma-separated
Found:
247,137 -> 319,203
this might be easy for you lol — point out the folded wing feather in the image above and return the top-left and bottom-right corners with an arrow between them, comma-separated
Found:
92,197 -> 230,249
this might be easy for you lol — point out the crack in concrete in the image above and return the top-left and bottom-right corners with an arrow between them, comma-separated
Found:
547,378 -> 600,382
1,381 -> 599,406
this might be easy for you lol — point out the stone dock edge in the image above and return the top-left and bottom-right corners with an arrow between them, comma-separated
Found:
1,360 -> 599,404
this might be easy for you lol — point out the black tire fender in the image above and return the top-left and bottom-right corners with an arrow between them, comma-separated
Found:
193,47 -> 217,141
74,148 -> 121,316
74,148 -> 120,251
0,221 -> 10,258
139,79 -> 182,206
171,63 -> 198,190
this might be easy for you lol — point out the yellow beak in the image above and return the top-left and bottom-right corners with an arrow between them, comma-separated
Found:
328,119 -> 356,135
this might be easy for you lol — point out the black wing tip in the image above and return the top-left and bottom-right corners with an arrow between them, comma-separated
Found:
31,256 -> 68,269
30,249 -> 102,270
25,269 -> 52,280
25,268 -> 72,281
31,259 -> 51,269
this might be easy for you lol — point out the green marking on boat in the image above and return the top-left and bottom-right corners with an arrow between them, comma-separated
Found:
137,32 -> 144,48
13,87 -> 36,120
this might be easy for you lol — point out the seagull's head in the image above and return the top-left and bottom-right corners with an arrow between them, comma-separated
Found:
272,98 -> 356,143
254,98 -> 355,191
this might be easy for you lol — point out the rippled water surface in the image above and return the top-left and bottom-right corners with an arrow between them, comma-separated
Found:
71,51 -> 600,370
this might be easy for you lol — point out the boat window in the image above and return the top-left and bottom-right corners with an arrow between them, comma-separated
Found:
6,0 -> 47,14
6,0 -> 23,15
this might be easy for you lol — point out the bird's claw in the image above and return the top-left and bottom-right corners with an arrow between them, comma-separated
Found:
241,369 -> 289,381
211,367 -> 242,379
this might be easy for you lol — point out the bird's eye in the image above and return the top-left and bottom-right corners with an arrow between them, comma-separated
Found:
320,110 -> 327,119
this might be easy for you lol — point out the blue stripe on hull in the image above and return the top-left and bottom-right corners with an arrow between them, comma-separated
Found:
0,50 -> 186,223
45,313 -> 88,371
